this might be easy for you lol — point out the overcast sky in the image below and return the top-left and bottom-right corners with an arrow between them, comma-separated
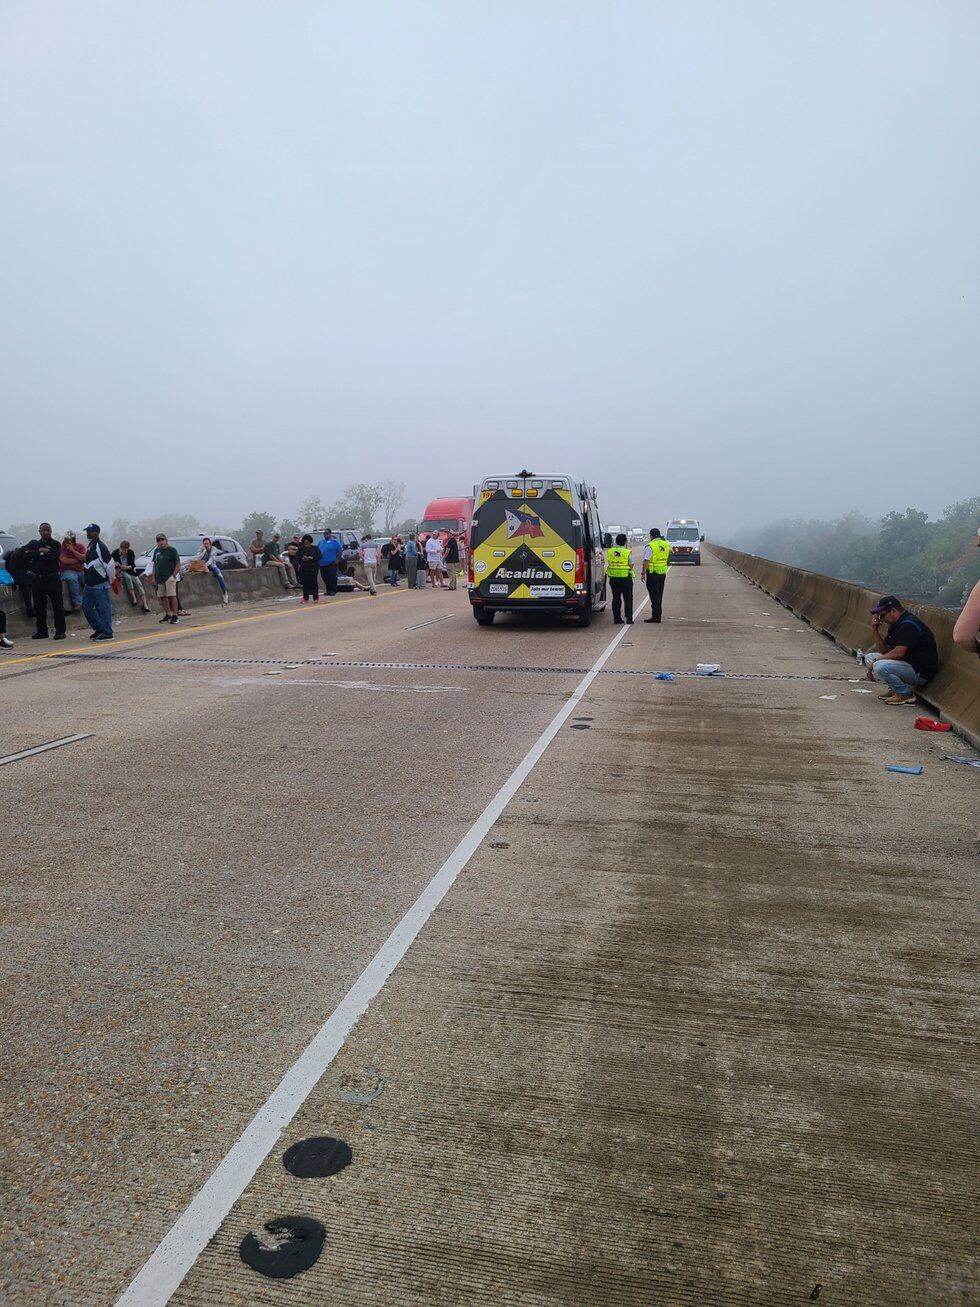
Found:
2,1 -> 977,538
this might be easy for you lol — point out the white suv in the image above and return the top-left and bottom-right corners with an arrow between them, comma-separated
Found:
133,534 -> 248,572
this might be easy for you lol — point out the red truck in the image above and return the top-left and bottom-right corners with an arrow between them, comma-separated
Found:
418,496 -> 474,538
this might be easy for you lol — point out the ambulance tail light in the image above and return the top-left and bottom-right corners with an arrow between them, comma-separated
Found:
574,548 -> 585,584
468,554 -> 475,585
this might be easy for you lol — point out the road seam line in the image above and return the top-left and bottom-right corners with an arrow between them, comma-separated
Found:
0,589 -> 414,669
0,733 -> 93,766
405,613 -> 456,630
115,595 -> 646,1306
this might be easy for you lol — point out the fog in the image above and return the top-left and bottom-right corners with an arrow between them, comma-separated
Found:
2,1 -> 978,539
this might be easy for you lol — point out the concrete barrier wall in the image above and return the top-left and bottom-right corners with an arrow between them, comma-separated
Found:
709,543 -> 980,746
0,565 -> 298,640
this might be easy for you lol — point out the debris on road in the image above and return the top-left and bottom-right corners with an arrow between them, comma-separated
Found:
914,717 -> 951,732
695,663 -> 722,676
941,754 -> 980,768
886,764 -> 923,775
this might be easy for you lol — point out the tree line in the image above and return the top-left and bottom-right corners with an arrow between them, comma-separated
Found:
723,497 -> 979,607
4,480 -> 417,557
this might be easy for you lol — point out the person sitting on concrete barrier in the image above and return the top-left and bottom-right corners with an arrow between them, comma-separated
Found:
195,538 -> 230,604
262,532 -> 297,589
859,595 -> 939,705
59,530 -> 86,612
112,540 -> 151,613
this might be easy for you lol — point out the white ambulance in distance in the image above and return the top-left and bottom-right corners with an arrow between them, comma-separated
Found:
665,519 -> 704,565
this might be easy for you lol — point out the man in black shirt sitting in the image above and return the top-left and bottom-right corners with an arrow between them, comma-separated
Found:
860,594 -> 940,705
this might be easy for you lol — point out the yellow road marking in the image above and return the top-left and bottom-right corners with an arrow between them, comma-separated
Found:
0,589 -> 414,670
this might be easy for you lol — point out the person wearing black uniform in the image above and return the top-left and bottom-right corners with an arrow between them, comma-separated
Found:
295,534 -> 321,603
444,533 -> 461,590
24,522 -> 66,640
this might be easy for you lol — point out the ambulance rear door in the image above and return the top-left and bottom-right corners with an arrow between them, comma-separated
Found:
470,474 -> 579,609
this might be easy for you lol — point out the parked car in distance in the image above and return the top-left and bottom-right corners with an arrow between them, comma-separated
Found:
133,534 -> 248,572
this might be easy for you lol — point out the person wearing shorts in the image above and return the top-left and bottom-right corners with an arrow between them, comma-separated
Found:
150,533 -> 181,624
425,532 -> 445,587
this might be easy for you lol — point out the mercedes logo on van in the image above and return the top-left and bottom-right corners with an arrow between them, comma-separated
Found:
561,559 -> 574,572
475,560 -> 487,573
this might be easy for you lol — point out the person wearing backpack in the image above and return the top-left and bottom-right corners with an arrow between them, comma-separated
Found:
81,523 -> 115,641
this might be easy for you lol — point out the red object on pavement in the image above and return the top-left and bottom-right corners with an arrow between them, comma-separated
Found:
914,716 -> 951,732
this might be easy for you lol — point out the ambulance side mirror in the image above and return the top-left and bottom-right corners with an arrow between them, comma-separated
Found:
700,534 -> 705,542
602,533 -> 612,549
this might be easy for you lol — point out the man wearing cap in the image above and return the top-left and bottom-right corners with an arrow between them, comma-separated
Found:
81,524 -> 115,641
859,595 -> 939,705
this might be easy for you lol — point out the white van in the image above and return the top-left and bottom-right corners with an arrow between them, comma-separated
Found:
665,519 -> 704,565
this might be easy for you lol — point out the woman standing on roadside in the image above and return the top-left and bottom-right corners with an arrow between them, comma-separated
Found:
295,534 -> 321,603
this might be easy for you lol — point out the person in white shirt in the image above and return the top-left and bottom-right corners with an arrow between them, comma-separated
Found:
424,532 -> 446,588
359,534 -> 380,595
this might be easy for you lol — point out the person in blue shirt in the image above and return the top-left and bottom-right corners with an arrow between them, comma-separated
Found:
317,530 -> 343,596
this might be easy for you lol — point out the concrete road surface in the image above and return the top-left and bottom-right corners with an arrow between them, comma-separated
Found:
1,559 -> 976,1305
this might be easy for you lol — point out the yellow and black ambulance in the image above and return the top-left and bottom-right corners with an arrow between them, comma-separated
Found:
467,471 -> 608,626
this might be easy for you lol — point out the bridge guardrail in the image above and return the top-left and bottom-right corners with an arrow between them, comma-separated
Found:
709,543 -> 979,746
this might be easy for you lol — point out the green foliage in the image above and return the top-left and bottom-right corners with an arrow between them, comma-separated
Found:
239,510 -> 278,541
278,518 -> 301,541
296,496 -> 328,529
323,482 -> 383,531
728,497 -> 979,605
378,479 -> 407,532
109,514 -> 207,552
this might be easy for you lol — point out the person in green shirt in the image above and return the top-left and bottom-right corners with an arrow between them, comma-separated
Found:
262,532 -> 297,589
150,533 -> 181,624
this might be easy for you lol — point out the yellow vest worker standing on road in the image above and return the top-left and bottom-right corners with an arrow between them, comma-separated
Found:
641,528 -> 671,624
606,534 -> 635,625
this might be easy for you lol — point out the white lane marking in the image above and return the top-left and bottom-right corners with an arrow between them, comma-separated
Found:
405,612 -> 456,631
116,597 -> 646,1306
0,733 -> 92,767
214,676 -> 465,694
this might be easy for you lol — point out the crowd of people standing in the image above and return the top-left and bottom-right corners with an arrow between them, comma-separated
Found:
0,521 -> 469,649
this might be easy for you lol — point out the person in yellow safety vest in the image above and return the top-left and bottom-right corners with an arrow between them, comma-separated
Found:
641,527 -> 671,623
605,533 -> 635,625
